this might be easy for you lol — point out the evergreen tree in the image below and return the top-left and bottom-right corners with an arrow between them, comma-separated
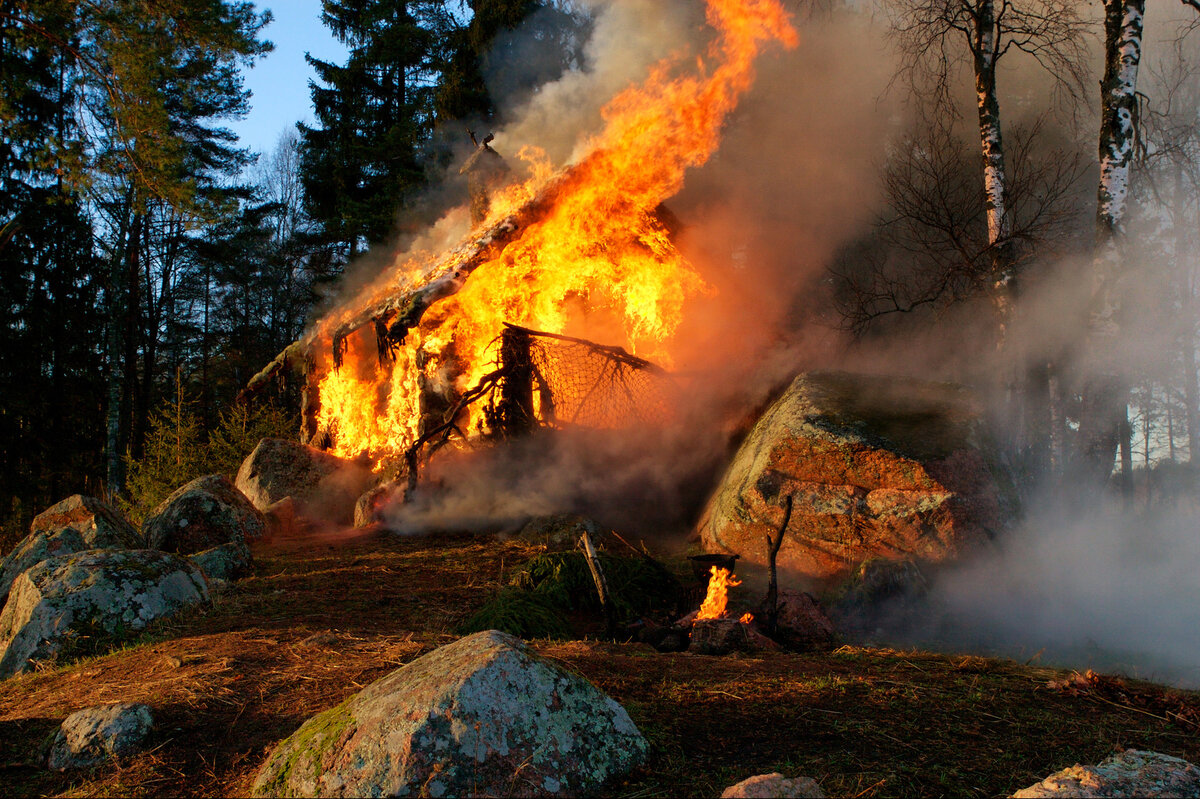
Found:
299,1 -> 445,260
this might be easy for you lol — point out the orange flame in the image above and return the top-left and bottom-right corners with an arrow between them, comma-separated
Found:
697,566 -> 742,620
317,0 -> 797,466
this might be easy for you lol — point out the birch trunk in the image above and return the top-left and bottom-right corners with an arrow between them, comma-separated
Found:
972,0 -> 1015,328
1079,0 -> 1145,484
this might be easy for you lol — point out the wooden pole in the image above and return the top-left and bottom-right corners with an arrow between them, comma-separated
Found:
580,528 -> 617,638
765,493 -> 793,636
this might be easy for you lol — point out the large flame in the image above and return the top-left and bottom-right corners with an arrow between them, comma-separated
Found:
697,566 -> 742,620
317,0 -> 797,466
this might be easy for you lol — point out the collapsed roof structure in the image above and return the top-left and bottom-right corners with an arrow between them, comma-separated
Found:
239,0 -> 799,478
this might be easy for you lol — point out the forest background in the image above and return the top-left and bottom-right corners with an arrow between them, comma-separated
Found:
5,0 -> 1200,550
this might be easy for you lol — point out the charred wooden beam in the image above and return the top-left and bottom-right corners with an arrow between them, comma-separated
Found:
495,325 -> 536,437
374,313 -> 398,364
299,355 -> 320,445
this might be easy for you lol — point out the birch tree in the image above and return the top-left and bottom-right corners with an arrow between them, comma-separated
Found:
1078,0 -> 1200,484
889,0 -> 1088,337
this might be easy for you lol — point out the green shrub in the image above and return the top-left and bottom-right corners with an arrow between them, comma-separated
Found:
122,383 -> 295,524
456,588 -> 571,639
509,551 -> 682,622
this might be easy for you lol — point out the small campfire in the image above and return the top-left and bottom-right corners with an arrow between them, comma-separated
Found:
688,566 -> 770,655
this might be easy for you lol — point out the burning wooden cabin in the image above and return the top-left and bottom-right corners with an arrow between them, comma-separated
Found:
239,0 -> 798,479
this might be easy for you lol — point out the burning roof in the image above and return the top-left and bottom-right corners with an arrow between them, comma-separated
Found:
241,0 -> 798,474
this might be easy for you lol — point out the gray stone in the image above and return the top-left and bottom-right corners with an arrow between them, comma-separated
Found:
236,439 -> 375,526
722,773 -> 827,798
144,474 -> 265,554
46,702 -> 153,770
698,371 -> 1014,584
252,629 -> 647,798
0,549 -> 209,678
762,589 -> 836,651
188,539 -> 253,582
353,483 -> 403,528
1012,750 -> 1200,797
0,496 -> 142,604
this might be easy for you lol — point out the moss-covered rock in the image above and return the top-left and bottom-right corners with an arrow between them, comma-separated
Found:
698,371 -> 1015,584
0,549 -> 209,678
236,439 -> 375,527
143,474 -> 265,554
251,630 -> 647,798
0,496 -> 142,604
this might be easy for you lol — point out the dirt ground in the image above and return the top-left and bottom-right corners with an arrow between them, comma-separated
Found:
2,526 -> 1199,798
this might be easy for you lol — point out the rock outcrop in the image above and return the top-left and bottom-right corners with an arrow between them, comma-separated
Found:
143,474 -> 265,553
721,773 -> 827,798
699,372 -> 1013,583
236,439 -> 375,526
0,550 -> 209,678
46,702 -> 154,770
1012,749 -> 1200,797
0,495 -> 142,604
252,629 -> 647,798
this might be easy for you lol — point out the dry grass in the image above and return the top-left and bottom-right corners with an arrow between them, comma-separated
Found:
2,527 -> 1198,798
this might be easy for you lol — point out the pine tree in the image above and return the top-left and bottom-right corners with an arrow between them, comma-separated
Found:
299,1 -> 444,260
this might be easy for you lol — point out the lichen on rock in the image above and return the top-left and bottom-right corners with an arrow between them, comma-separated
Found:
0,495 -> 142,604
251,629 -> 647,798
698,371 -> 1015,584
46,702 -> 154,771
0,549 -> 209,678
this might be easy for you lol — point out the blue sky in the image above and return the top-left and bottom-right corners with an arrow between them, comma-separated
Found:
230,0 -> 348,158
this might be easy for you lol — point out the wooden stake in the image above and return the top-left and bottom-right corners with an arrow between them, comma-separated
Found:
580,528 -> 617,638
766,493 -> 793,636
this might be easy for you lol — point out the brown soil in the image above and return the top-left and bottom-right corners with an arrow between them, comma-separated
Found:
2,526 -> 1199,798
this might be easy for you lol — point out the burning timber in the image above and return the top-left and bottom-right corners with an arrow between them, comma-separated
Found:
238,158 -> 678,478
240,0 -> 798,471
238,165 -> 574,406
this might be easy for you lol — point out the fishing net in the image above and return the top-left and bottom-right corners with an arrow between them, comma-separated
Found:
524,330 -> 674,428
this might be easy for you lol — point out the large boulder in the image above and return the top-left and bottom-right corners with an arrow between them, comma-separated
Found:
236,439 -> 375,527
252,630 -> 647,798
0,495 -> 142,604
0,549 -> 209,678
143,474 -> 265,554
698,372 -> 1014,583
46,702 -> 154,770
1012,750 -> 1200,797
